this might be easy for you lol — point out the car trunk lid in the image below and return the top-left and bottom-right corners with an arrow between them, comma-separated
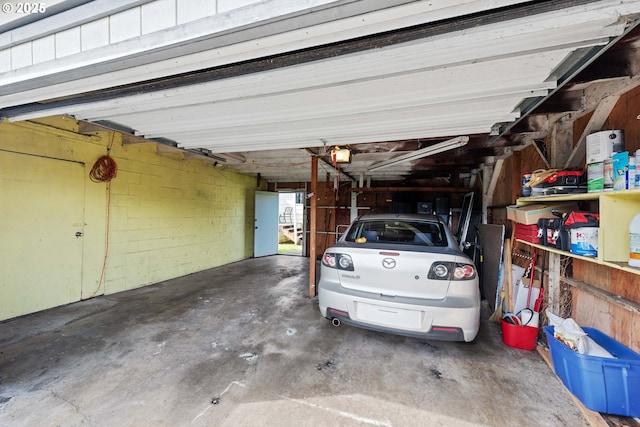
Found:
336,247 -> 457,300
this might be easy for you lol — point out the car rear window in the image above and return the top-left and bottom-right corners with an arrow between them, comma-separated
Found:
344,219 -> 447,247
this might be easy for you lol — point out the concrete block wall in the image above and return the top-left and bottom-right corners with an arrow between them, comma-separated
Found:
105,138 -> 258,293
0,116 -> 260,320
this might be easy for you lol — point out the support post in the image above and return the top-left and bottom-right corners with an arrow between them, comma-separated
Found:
309,156 -> 318,297
547,252 -> 562,315
482,160 -> 502,225
350,181 -> 358,223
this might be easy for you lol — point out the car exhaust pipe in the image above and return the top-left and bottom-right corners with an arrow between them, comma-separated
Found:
331,318 -> 341,327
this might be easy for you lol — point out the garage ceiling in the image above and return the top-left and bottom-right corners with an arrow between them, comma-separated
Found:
2,0 -> 640,183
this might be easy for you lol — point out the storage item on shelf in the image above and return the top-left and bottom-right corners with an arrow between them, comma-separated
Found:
521,172 -> 532,197
636,149 -> 640,188
604,158 -> 614,190
612,151 -> 630,190
537,217 -> 563,247
570,227 -> 599,257
587,162 -> 604,192
526,169 -> 558,188
514,223 -> 539,243
630,213 -> 640,268
544,325 -> 640,417
539,170 -> 587,195
557,211 -> 600,255
586,129 -> 624,164
526,169 -> 587,196
506,202 -> 578,225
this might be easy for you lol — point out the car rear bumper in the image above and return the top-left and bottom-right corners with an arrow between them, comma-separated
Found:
318,280 -> 480,342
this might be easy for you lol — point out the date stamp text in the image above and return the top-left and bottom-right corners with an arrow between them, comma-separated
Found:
2,3 -> 47,14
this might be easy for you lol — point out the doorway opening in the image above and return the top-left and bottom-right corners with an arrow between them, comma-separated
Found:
278,192 -> 305,256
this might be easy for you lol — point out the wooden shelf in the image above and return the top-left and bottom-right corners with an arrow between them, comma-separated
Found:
350,187 -> 473,193
517,192 -> 599,205
514,189 -> 640,270
517,188 -> 640,205
516,240 -> 640,276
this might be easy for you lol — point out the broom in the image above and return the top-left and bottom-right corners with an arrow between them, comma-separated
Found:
489,289 -> 505,322
489,237 -> 511,322
504,237 -> 513,315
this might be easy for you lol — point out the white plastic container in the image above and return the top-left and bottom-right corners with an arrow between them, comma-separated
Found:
586,130 -> 624,163
630,213 -> 640,268
636,149 -> 640,188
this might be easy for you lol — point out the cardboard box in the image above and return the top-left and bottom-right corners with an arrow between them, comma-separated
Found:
506,202 -> 578,225
586,130 -> 624,164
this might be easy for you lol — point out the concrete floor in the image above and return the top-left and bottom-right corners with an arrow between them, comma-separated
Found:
0,255 -> 588,427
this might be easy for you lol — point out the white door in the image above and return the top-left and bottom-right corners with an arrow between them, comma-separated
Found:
254,191 -> 278,257
0,151 -> 85,321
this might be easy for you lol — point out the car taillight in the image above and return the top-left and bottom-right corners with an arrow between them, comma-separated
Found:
322,253 -> 336,268
322,253 -> 354,271
432,263 -> 449,278
428,262 -> 476,280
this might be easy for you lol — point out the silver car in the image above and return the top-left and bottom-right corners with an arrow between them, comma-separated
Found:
318,213 -> 480,342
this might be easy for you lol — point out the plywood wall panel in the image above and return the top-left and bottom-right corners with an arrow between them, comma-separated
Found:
573,260 -> 640,304
492,156 -> 514,207
572,287 -> 613,333
573,261 -> 612,292
611,269 -> 640,304
493,144 -> 547,208
604,84 -> 640,155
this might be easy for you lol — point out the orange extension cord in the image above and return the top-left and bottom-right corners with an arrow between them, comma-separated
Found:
89,155 -> 117,183
84,154 -> 117,299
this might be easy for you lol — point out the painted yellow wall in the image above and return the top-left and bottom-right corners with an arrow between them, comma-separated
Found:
0,117 -> 261,320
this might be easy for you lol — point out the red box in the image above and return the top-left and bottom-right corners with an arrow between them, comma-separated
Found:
514,223 -> 539,243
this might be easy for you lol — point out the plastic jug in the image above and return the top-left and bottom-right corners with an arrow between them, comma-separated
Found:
630,213 -> 640,268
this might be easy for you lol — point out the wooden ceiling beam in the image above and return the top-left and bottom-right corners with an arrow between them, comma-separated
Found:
350,187 -> 473,193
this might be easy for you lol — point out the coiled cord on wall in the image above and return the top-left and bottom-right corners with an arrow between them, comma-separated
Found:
89,155 -> 117,182
85,152 -> 117,300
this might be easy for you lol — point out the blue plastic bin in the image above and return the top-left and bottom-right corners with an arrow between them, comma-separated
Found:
544,326 -> 640,417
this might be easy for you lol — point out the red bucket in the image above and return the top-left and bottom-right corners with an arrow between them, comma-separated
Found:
501,318 -> 539,350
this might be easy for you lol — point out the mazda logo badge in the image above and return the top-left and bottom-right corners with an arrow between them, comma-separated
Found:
382,258 -> 396,269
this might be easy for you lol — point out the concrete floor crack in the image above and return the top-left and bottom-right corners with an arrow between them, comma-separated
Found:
48,389 -> 92,424
190,380 -> 246,425
275,394 -> 392,427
